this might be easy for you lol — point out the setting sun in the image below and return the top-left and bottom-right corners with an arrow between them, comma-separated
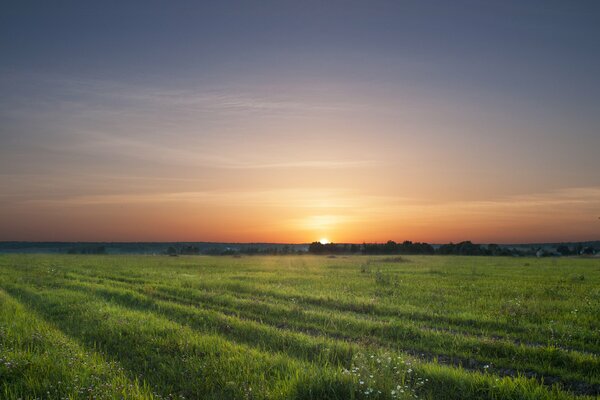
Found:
319,238 -> 331,245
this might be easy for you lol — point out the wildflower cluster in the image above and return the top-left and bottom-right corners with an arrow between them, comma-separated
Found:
342,352 -> 428,399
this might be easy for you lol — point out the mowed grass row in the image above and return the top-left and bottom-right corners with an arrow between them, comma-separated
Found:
52,272 -> 600,388
2,283 -> 567,400
0,289 -> 155,399
54,255 -> 599,354
0,254 -> 599,399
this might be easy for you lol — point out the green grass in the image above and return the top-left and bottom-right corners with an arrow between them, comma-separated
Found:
0,254 -> 598,399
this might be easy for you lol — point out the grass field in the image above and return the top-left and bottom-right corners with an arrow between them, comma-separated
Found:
0,254 -> 598,399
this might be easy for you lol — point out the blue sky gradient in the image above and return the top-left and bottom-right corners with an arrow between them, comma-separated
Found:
1,1 -> 599,242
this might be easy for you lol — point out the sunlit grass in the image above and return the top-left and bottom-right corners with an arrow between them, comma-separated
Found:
0,254 -> 598,399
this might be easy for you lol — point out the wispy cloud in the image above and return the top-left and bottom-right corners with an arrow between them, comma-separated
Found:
22,185 -> 600,216
0,71 -> 364,117
217,160 -> 376,169
444,187 -> 600,213
1,71 -> 380,172
22,187 -> 385,208
45,130 -> 377,170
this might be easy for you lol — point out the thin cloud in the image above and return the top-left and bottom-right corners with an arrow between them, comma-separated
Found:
21,185 -> 600,211
0,71 -> 364,116
1,72 -> 379,172
20,188 -> 406,214
218,160 -> 377,169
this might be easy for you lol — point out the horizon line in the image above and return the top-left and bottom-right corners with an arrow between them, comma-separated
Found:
1,239 -> 599,246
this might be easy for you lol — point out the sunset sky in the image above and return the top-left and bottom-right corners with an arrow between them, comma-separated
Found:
1,1 -> 599,243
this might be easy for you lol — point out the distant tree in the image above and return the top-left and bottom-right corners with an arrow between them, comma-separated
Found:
220,248 -> 238,255
67,245 -> 106,255
556,245 -> 572,256
581,246 -> 596,255
384,240 -> 397,254
437,241 -> 483,255
437,242 -> 455,255
308,242 -> 325,254
308,242 -> 352,254
358,240 -> 433,255
180,245 -> 199,255
487,243 -> 500,256
241,246 -> 260,255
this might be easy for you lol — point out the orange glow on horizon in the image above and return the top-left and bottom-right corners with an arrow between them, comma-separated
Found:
2,186 -> 598,244
2,7 -> 600,245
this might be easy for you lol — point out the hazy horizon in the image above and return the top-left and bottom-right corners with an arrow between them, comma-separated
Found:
1,1 -> 599,243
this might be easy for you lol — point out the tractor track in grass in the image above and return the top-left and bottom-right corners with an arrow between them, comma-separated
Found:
64,270 -> 600,356
50,277 -> 600,396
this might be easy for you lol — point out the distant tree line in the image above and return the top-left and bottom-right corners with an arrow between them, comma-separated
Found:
555,244 -> 596,256
166,245 -> 201,256
203,246 -> 301,255
364,241 -> 435,255
309,240 -> 435,255
167,245 -> 303,256
67,245 -> 106,254
308,240 -> 597,257
308,243 -> 361,254
159,241 -> 597,257
2,240 -> 595,256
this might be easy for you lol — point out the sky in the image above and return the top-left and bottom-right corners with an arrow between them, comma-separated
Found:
1,1 -> 599,243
